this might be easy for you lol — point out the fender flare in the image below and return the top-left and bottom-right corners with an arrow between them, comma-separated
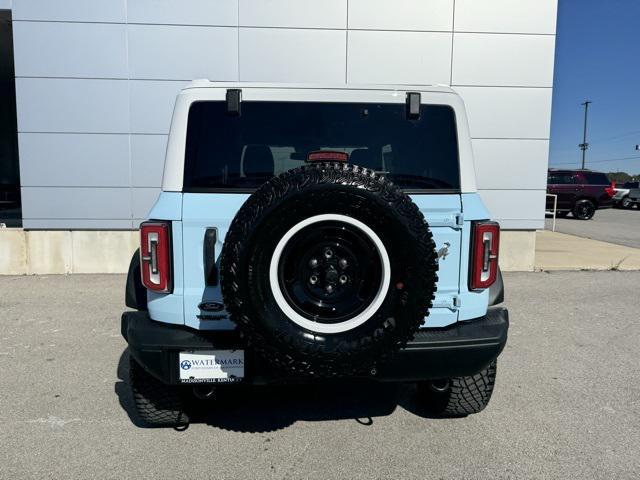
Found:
125,249 -> 147,311
488,268 -> 504,306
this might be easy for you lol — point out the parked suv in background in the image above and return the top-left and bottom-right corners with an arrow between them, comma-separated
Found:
546,169 -> 615,220
612,181 -> 640,208
617,187 -> 640,209
121,82 -> 508,427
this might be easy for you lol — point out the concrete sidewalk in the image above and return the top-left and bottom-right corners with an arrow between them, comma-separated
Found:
535,230 -> 640,271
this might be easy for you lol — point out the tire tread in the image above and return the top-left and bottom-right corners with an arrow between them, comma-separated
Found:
129,357 -> 189,427
423,360 -> 497,417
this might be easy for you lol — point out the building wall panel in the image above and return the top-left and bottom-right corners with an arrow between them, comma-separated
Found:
16,78 -> 130,133
128,0 -> 238,26
18,133 -> 130,187
453,33 -> 555,87
240,0 -> 346,29
348,0 -> 453,31
13,22 -> 128,79
455,0 -> 557,34
239,28 -> 346,83
12,0 -> 126,23
9,1 -> 558,231
348,31 -> 451,84
128,24 -> 238,80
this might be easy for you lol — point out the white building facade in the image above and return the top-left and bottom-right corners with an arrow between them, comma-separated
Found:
0,0 -> 557,273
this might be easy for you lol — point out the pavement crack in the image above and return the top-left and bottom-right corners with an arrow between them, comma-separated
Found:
26,416 -> 81,429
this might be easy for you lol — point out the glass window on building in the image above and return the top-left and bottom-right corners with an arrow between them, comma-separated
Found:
0,10 -> 21,227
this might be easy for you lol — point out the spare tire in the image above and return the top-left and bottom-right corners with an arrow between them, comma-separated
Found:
220,163 -> 438,376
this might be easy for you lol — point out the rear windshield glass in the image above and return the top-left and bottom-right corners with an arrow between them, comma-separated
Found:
183,101 -> 460,191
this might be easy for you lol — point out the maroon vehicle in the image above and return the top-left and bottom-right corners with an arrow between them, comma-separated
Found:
546,169 -> 615,220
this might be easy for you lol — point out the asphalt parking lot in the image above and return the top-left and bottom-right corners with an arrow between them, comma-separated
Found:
1,273 -> 639,479
545,207 -> 640,248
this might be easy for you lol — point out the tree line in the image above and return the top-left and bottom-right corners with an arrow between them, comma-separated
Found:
607,171 -> 640,183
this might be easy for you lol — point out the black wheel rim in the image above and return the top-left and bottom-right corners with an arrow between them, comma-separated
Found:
277,220 -> 383,324
577,203 -> 594,219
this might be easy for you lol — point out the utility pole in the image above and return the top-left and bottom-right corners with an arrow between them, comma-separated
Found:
579,100 -> 592,169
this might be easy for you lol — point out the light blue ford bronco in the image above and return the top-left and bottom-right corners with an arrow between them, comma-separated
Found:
121,82 -> 508,427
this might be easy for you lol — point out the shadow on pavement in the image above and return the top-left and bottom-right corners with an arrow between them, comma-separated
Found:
114,349 -> 147,428
115,348 -> 442,433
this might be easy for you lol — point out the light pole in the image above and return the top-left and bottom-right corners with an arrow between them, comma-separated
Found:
579,100 -> 591,169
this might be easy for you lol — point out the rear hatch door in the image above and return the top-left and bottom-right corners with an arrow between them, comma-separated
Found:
180,89 -> 463,329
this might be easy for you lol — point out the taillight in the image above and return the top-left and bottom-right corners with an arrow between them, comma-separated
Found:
605,182 -> 616,198
140,221 -> 172,293
470,221 -> 500,291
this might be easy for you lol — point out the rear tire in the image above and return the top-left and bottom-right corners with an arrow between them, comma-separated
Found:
129,357 -> 189,427
572,199 -> 596,220
621,197 -> 632,209
418,360 -> 497,417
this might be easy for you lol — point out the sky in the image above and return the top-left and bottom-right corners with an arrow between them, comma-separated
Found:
549,0 -> 640,173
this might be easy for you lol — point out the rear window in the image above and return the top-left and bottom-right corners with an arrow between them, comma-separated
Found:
582,172 -> 610,185
183,101 -> 460,192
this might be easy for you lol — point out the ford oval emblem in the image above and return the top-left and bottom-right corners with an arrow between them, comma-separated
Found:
198,301 -> 225,312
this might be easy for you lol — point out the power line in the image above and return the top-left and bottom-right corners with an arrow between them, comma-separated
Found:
590,129 -> 640,144
551,130 -> 640,154
550,155 -> 640,166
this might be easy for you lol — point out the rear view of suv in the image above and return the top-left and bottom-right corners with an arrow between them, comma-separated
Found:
121,83 -> 509,427
546,169 -> 615,220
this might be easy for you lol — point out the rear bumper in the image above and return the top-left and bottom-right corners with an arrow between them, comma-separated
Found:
121,307 -> 509,385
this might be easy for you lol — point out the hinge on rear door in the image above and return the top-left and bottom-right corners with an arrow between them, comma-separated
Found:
454,295 -> 462,309
425,212 -> 464,229
432,294 -> 461,311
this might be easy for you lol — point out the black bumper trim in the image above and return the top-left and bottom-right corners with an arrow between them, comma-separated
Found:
122,307 -> 509,385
